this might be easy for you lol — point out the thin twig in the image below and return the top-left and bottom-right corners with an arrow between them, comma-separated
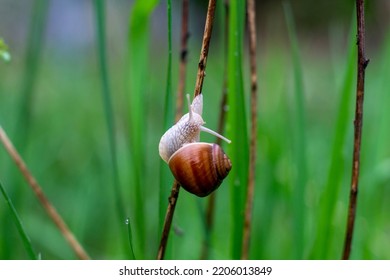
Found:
241,0 -> 258,260
0,126 -> 90,260
157,180 -> 180,260
193,0 -> 217,98
342,0 -> 369,260
157,0 -> 217,260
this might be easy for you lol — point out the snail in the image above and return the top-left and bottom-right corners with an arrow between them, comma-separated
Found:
159,93 -> 232,197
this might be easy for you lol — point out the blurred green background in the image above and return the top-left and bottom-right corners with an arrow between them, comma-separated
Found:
1,0 -> 390,260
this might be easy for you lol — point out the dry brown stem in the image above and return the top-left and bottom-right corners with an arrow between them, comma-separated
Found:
241,0 -> 258,260
193,0 -> 217,98
157,0 -> 217,260
157,180 -> 181,260
0,125 -> 90,260
342,0 -> 369,260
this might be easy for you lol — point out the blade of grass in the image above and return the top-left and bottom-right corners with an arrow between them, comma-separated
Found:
159,0 -> 190,259
283,2 -> 307,259
127,0 -> 159,258
364,33 -> 390,259
158,0 -> 175,259
15,0 -> 49,147
0,180 -> 37,260
371,30 -> 390,170
160,0 -> 174,230
125,218 -> 136,259
0,38 -> 14,259
226,0 -> 248,259
94,0 -> 127,255
3,0 -> 49,259
310,17 -> 357,259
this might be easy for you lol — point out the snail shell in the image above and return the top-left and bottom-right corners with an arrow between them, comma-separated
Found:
168,142 -> 232,197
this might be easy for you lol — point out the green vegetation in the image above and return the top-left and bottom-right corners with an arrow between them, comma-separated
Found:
0,180 -> 36,259
0,1 -> 389,259
0,38 -> 11,62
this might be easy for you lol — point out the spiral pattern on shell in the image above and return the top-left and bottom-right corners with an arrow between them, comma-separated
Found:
168,142 -> 232,197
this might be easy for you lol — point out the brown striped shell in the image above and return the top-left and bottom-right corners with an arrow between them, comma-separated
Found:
168,142 -> 232,197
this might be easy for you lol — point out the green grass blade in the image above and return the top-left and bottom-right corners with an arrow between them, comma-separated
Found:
3,0 -> 49,259
127,0 -> 159,258
372,31 -> 390,166
125,218 -> 136,259
226,0 -> 248,259
159,0 -> 174,244
16,0 -> 49,145
311,18 -> 357,259
0,180 -> 37,260
94,0 -> 127,250
283,2 -> 307,259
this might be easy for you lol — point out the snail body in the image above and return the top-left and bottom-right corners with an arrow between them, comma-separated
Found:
158,107 -> 204,163
159,93 -> 232,197
159,94 -> 230,162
